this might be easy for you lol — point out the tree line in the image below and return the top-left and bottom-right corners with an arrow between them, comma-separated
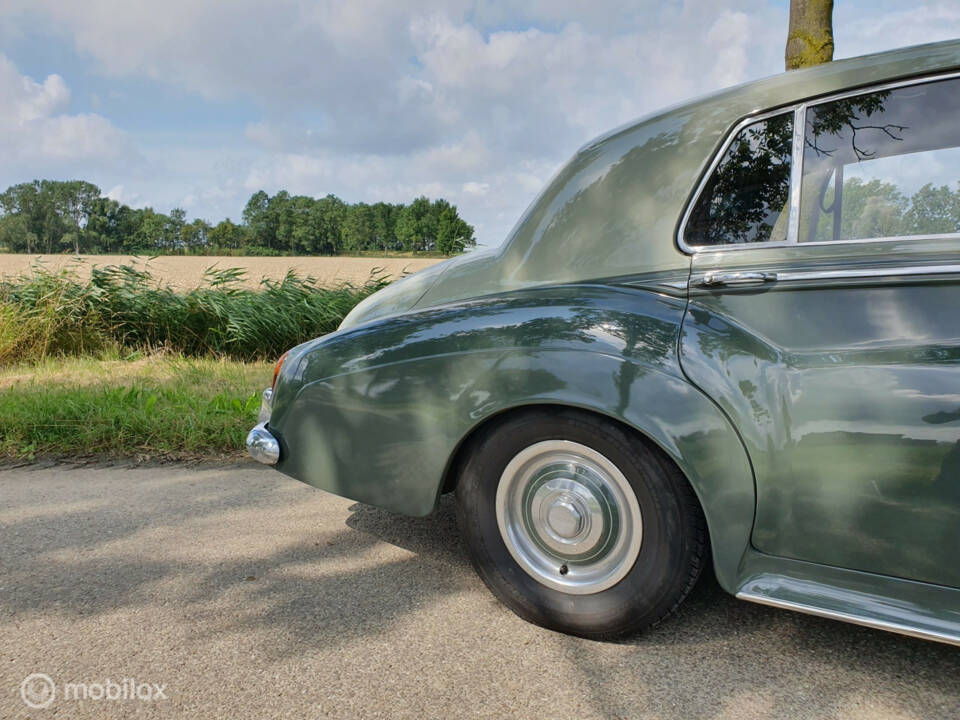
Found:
0,180 -> 477,256
810,177 -> 960,242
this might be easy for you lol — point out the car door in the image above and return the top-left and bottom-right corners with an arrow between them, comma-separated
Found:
678,74 -> 960,588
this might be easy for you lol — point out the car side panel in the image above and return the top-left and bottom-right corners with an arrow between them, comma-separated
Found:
268,284 -> 756,592
681,241 -> 960,588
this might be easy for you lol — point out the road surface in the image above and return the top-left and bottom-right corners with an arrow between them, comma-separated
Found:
1,464 -> 957,719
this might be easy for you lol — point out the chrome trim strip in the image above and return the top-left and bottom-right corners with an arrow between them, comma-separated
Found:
617,276 -> 689,294
787,104 -> 805,245
736,591 -> 960,647
679,232 -> 960,253
776,263 -> 960,283
804,67 -> 960,111
678,69 -> 960,255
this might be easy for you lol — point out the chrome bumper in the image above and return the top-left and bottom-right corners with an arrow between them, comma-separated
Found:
246,422 -> 280,465
247,388 -> 280,465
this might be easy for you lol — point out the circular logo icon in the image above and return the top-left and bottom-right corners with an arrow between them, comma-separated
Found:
21,673 -> 56,709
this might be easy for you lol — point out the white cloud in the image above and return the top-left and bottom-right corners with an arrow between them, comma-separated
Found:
2,1 -> 956,245
462,181 -> 490,196
0,54 -> 139,177
836,2 -> 960,58
105,184 -> 143,208
11,66 -> 69,123
705,11 -> 752,88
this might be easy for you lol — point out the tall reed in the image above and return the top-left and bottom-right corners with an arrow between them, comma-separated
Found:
0,263 -> 389,364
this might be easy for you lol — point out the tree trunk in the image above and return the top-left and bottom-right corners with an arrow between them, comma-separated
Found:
785,0 -> 834,70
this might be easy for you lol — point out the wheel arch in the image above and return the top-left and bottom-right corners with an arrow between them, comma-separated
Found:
441,403 -> 684,494
438,393 -> 754,595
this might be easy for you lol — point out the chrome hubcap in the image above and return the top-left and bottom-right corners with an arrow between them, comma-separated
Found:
546,498 -> 583,539
495,440 -> 643,594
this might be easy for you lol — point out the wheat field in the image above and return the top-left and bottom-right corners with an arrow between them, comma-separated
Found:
0,254 -> 444,289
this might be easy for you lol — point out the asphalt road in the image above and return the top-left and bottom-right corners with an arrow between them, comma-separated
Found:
1,464 -> 957,719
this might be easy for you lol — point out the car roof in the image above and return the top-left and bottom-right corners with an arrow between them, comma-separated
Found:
584,39 -> 960,154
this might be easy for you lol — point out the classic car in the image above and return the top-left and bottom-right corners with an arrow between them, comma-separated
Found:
247,39 -> 960,643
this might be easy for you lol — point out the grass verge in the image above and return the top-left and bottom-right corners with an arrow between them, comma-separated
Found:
0,356 -> 270,461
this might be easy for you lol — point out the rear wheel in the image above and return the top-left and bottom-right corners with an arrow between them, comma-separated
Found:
455,408 -> 707,639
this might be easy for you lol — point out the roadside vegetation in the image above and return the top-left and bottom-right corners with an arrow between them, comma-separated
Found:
0,263 -> 387,365
0,262 -> 389,460
0,356 -> 268,460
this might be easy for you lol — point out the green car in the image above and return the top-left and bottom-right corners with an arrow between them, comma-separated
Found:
247,40 -> 960,644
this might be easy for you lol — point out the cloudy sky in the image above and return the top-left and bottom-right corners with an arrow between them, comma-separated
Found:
1,1 -> 957,246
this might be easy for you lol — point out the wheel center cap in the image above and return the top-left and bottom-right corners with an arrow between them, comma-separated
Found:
527,475 -> 606,556
547,498 -> 583,538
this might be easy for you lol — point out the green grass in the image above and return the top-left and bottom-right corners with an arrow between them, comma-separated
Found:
0,263 -> 389,364
0,356 -> 271,460
0,262 -> 392,461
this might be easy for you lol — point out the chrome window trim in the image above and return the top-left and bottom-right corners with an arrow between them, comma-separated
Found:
677,69 -> 960,255
680,232 -> 960,254
786,103 -> 806,245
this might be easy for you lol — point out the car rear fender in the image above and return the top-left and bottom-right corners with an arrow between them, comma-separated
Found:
268,285 -> 755,591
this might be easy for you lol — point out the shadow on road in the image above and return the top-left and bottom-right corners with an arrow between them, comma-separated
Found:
353,496 -> 960,719
345,494 -> 466,565
2,466 -> 958,719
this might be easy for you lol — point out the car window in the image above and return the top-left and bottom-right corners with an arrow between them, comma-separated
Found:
799,76 -> 960,243
684,112 -> 794,247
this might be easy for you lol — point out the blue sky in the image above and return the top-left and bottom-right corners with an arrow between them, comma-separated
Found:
0,1 -> 957,246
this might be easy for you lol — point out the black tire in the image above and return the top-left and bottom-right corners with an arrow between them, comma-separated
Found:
455,407 -> 707,639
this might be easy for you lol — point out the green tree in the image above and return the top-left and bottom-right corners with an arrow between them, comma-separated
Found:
181,218 -> 211,251
370,202 -> 398,251
436,206 -> 456,255
451,216 -> 476,253
342,203 -> 375,252
209,218 -> 247,249
242,190 -> 274,249
53,180 -> 101,254
0,180 -> 476,257
266,191 -> 293,252
905,183 -> 960,235
433,201 -> 475,255
85,197 -> 121,252
0,214 -> 36,253
165,208 -> 187,252
132,209 -> 169,252
396,196 -> 435,251
843,178 -> 906,240
809,177 -> 906,242
308,195 -> 346,254
0,181 -> 63,252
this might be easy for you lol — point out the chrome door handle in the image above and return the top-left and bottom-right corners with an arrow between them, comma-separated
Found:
695,271 -> 778,287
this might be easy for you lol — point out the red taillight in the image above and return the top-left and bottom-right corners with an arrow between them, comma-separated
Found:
272,351 -> 289,390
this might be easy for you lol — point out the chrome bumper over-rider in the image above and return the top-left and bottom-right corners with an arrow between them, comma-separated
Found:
246,388 -> 280,465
